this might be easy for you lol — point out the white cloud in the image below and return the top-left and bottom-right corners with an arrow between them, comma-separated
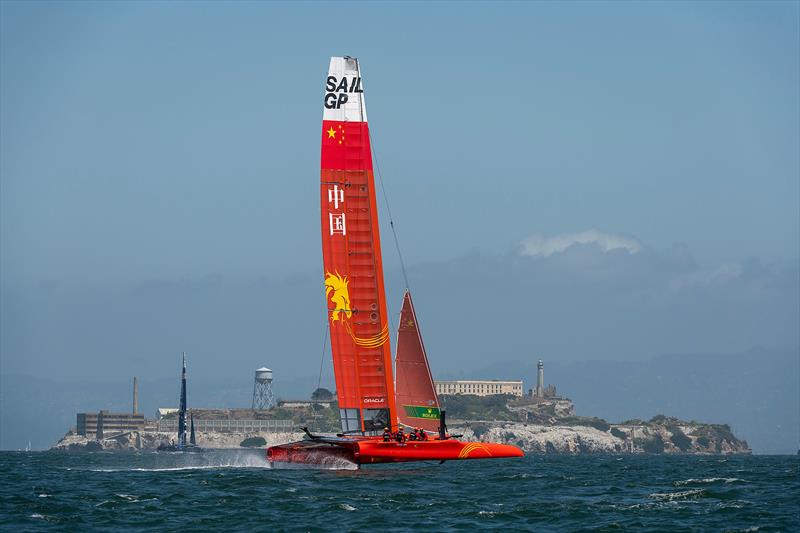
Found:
519,229 -> 642,258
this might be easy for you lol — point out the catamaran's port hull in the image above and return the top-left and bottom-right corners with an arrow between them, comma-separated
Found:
267,438 -> 523,465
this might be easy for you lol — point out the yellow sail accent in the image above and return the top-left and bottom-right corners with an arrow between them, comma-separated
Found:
345,321 -> 390,348
324,272 -> 351,322
326,273 -> 388,347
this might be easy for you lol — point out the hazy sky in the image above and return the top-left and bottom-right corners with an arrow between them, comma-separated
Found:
1,2 -> 798,382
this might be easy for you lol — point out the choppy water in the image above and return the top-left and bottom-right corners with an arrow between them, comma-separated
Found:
0,451 -> 797,531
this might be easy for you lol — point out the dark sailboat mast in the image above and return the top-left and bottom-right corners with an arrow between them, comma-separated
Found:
158,352 -> 202,452
178,352 -> 187,447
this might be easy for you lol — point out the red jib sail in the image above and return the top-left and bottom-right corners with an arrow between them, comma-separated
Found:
395,290 -> 441,433
320,57 -> 397,433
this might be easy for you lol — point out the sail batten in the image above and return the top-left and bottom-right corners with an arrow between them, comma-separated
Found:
321,57 -> 397,433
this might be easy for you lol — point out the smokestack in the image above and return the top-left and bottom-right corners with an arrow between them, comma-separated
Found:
133,377 -> 139,415
536,359 -> 544,398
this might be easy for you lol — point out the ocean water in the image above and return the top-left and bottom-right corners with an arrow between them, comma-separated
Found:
0,451 -> 796,531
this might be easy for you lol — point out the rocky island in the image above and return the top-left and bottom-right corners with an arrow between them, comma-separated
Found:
52,394 -> 750,454
439,394 -> 750,454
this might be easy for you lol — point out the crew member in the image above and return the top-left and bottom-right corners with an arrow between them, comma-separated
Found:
396,427 -> 405,443
382,427 -> 391,442
419,428 -> 428,441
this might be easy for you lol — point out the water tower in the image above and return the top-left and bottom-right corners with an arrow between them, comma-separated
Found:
252,367 -> 275,409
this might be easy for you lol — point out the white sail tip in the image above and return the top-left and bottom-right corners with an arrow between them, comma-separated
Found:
324,57 -> 367,122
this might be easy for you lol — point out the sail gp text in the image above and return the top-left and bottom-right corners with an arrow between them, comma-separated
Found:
325,76 -> 363,109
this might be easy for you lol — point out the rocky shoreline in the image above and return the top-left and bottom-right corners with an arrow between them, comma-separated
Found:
52,393 -> 750,454
51,418 -> 749,455
51,430 -> 305,452
454,420 -> 750,454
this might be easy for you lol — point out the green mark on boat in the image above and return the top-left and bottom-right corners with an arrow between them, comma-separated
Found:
402,405 -> 441,420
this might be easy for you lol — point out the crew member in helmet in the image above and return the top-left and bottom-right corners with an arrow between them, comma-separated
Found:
396,426 -> 405,443
382,427 -> 391,442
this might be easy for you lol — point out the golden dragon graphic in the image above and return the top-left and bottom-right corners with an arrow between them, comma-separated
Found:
324,272 -> 389,348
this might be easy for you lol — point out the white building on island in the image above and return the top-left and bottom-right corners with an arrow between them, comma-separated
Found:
434,380 -> 524,397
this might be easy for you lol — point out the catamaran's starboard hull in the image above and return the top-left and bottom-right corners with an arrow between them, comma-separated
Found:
267,438 -> 523,466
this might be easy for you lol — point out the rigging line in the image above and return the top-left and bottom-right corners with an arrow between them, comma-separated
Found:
313,316 -> 329,433
368,132 -> 398,344
358,58 -> 403,342
358,61 -> 410,363
369,128 -> 411,293
316,316 -> 329,396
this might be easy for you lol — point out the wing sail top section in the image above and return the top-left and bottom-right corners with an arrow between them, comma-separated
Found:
395,290 -> 441,433
323,57 -> 367,123
320,57 -> 397,433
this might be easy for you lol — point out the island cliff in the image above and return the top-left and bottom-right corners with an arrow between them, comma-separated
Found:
52,396 -> 749,454
443,395 -> 750,454
454,419 -> 749,455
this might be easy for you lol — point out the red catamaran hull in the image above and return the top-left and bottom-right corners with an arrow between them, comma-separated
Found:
267,437 -> 524,465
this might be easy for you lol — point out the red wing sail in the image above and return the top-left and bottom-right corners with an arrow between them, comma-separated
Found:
395,290 -> 441,433
266,56 -> 525,467
321,57 -> 397,433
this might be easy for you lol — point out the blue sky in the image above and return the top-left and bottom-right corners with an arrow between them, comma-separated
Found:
2,1 -> 797,288
1,0 -> 798,374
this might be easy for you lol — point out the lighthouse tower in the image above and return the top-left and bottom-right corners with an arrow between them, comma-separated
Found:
535,359 -> 544,399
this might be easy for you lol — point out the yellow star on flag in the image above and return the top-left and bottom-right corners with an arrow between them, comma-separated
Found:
327,127 -> 337,139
